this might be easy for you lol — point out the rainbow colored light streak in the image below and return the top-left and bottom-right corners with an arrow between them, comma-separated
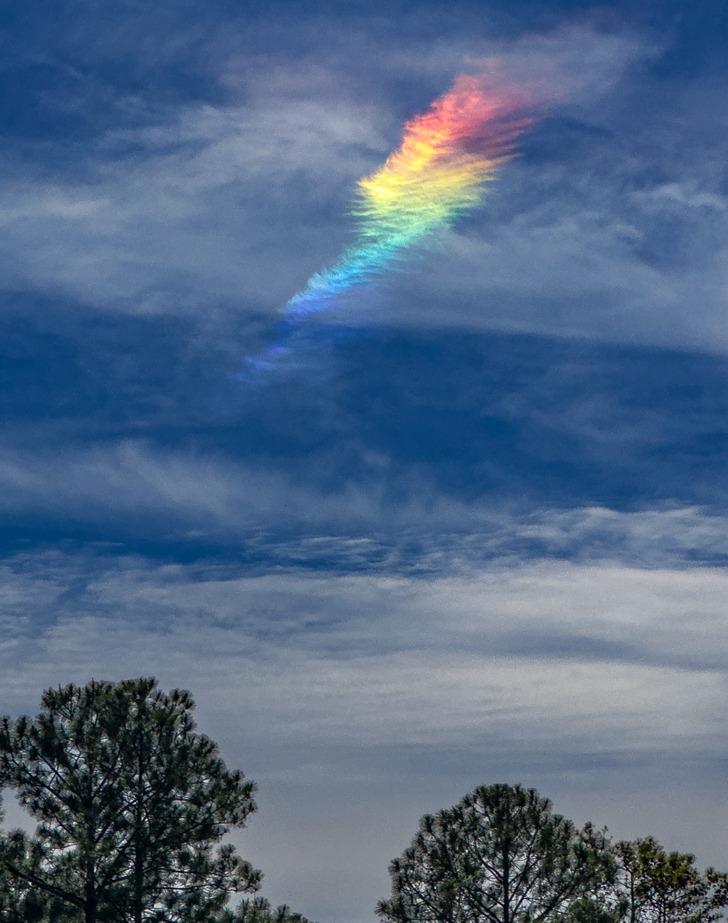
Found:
285,73 -> 533,318
242,73 -> 535,374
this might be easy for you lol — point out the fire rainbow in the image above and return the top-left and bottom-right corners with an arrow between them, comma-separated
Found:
247,71 -> 536,370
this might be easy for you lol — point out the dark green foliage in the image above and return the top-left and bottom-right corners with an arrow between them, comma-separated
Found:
0,799 -> 78,922
614,837 -> 728,923
377,783 -> 614,923
216,895 -> 318,923
565,896 -> 624,923
0,677 -> 261,923
0,821 -> 44,922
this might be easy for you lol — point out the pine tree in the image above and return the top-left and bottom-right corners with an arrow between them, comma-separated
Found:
377,783 -> 614,923
0,677 -> 261,922
0,811 -> 41,922
215,895 -> 318,923
615,838 -> 728,923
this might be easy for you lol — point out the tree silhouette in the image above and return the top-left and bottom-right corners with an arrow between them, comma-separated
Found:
615,837 -> 728,923
216,895 -> 317,923
0,677 -> 260,922
378,783 -> 614,923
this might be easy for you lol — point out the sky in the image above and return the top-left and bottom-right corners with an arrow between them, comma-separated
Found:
1,0 -> 728,920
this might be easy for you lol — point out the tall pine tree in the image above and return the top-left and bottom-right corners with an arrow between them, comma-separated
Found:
0,677 -> 261,922
378,783 -> 614,923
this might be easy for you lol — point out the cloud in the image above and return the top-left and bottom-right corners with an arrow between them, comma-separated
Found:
343,127 -> 728,352
0,95 -> 389,315
0,18 -> 660,336
470,20 -> 658,105
2,438 -> 728,565
9,15 -> 715,365
0,439 -> 402,533
1,546 -> 727,921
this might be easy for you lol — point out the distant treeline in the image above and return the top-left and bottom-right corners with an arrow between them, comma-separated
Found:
1,678 -> 725,923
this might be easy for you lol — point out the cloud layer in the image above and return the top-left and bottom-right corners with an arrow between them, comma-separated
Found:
2,19 -> 703,355
2,546 -> 727,921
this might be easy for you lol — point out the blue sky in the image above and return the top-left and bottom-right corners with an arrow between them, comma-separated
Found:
1,1 -> 728,921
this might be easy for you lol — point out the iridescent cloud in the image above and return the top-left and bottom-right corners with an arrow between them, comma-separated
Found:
247,71 -> 536,371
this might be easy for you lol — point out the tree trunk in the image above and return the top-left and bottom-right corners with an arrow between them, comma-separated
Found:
134,839 -> 144,923
629,872 -> 636,923
134,703 -> 146,923
84,806 -> 98,923
85,861 -> 97,923
503,841 -> 511,923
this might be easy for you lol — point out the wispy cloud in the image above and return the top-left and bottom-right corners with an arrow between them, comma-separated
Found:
0,19 -> 663,345
2,439 -> 728,566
